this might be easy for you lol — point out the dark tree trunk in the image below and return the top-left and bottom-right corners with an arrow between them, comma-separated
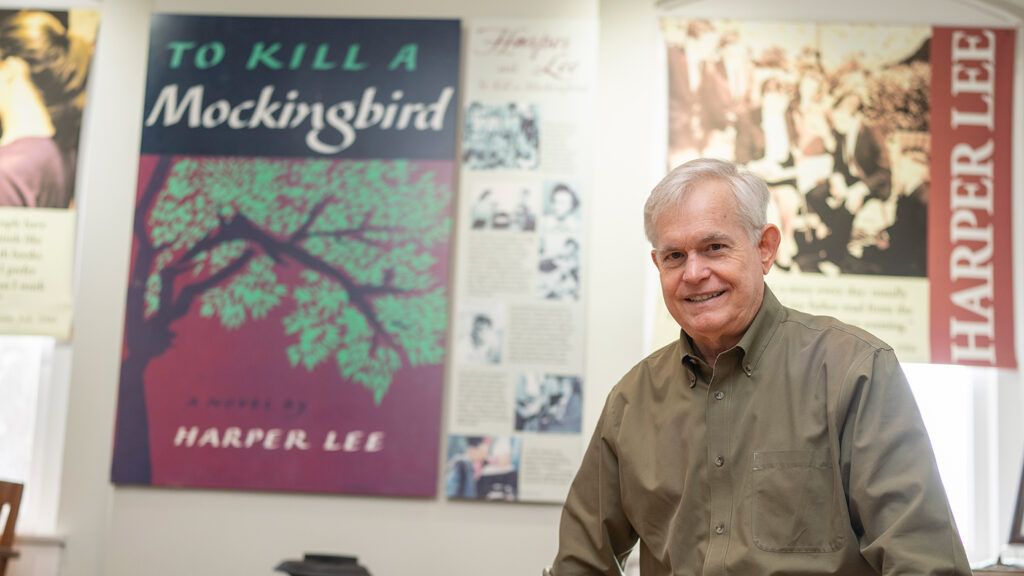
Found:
110,157 -> 173,484
110,336 -> 163,483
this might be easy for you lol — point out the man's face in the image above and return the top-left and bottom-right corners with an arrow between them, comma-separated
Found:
651,179 -> 778,355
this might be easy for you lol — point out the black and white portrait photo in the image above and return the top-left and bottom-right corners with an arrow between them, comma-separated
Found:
541,181 -> 581,233
458,308 -> 505,365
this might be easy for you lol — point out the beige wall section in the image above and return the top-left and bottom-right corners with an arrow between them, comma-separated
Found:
587,0 -> 660,450
54,0 -> 1024,575
59,1 -> 152,575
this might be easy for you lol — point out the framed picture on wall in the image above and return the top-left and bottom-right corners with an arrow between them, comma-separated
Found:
1012,457 -> 1024,544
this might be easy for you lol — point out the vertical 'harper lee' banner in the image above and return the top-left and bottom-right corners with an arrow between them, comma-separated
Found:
112,15 -> 460,495
658,19 -> 1016,368
929,28 -> 1015,368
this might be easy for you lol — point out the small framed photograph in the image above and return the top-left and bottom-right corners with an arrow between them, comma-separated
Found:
1012,458 -> 1024,544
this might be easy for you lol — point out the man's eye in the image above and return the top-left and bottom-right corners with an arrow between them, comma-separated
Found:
665,251 -> 683,261
708,243 -> 724,252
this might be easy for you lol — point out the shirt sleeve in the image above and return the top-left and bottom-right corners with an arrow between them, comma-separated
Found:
840,348 -> 972,575
550,388 -> 638,575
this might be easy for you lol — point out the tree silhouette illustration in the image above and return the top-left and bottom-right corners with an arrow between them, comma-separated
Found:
113,156 -> 452,484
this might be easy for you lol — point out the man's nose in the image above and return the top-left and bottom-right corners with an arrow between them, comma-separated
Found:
682,255 -> 710,283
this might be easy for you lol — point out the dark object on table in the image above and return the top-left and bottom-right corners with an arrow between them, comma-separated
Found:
1012,456 -> 1024,545
275,553 -> 372,576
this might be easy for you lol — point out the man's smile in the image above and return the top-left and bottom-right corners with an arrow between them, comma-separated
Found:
684,290 -> 725,303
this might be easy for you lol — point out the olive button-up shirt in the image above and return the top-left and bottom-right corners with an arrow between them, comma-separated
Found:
552,287 -> 971,575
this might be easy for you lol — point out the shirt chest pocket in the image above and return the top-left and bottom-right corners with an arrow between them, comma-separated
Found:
751,450 -> 846,553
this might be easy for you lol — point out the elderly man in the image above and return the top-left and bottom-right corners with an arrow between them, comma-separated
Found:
549,159 -> 970,575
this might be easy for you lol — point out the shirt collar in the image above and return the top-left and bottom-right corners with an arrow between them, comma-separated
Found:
734,284 -> 785,376
678,283 -> 785,382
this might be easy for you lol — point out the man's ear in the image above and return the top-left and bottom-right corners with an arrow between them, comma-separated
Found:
650,250 -> 661,270
758,224 -> 781,274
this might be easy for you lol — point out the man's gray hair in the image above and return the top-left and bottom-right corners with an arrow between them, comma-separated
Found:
643,158 -> 770,246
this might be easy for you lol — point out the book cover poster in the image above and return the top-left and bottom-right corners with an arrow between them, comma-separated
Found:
657,20 -> 1015,368
0,9 -> 99,338
112,15 -> 459,496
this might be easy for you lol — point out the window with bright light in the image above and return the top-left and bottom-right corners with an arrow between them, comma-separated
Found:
0,336 -> 63,535
905,362 -> 999,564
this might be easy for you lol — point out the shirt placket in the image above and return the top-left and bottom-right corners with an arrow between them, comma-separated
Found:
702,357 -> 737,576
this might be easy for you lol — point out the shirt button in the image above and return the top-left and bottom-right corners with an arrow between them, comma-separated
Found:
714,456 -> 724,467
744,364 -> 752,376
715,524 -> 725,535
714,390 -> 724,400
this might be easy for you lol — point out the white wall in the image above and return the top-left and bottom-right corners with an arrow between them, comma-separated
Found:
40,0 -> 1024,575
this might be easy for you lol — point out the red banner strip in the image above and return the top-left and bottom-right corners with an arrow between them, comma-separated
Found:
930,27 -> 1016,368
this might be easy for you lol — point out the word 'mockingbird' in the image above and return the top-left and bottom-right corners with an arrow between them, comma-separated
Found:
145,84 -> 454,154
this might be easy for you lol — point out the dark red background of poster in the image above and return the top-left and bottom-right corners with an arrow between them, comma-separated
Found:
144,288 -> 446,496
929,27 -> 1016,368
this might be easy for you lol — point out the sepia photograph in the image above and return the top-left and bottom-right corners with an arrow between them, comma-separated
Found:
663,20 -> 931,277
0,9 -> 96,209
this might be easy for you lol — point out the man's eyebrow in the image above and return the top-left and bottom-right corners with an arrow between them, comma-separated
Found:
700,232 -> 733,244
655,243 -> 684,254
655,232 -> 733,254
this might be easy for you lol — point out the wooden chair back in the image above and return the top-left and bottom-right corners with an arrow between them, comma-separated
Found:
0,481 -> 24,576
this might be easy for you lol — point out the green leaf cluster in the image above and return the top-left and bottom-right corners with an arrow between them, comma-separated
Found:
198,256 -> 287,328
375,287 -> 448,366
141,157 -> 453,404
